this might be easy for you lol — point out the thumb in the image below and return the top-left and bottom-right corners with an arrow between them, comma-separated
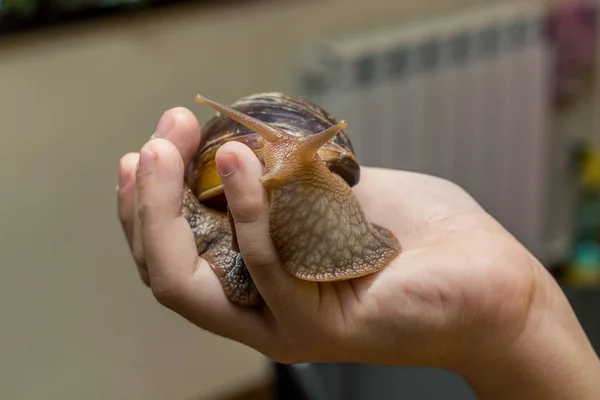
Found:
215,141 -> 305,308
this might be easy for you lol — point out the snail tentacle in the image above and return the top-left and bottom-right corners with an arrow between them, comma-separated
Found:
298,120 -> 348,163
195,94 -> 285,143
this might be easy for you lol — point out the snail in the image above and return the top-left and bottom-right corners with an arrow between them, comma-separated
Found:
181,92 -> 401,307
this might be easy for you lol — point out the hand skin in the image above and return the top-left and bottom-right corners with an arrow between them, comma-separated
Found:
117,107 -> 600,399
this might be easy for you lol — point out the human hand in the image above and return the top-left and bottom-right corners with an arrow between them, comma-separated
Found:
118,107 -> 600,399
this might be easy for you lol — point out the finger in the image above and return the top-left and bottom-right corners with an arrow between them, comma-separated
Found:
117,152 -> 139,249
151,107 -> 201,169
216,141 -> 313,312
132,181 -> 148,285
136,138 -> 271,346
131,107 -> 202,285
116,152 -> 150,285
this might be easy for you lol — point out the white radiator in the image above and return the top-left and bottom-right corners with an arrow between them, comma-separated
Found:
297,2 -> 567,266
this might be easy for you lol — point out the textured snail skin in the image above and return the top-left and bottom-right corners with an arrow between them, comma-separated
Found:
184,93 -> 401,307
181,185 -> 261,306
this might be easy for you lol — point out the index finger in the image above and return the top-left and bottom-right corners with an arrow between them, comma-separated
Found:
136,134 -> 272,349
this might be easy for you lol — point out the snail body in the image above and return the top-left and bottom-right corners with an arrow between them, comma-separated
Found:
182,92 -> 401,307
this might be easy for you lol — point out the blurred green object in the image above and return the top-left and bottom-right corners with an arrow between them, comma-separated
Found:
0,0 -> 174,36
568,145 -> 600,287
55,0 -> 103,12
568,241 -> 600,286
0,0 -> 38,18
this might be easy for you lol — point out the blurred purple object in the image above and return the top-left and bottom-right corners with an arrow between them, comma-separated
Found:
547,0 -> 598,106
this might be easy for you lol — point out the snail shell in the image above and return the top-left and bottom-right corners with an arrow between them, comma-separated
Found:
186,92 -> 360,211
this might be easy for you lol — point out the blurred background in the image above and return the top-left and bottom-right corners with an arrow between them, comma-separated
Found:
1,0 -> 599,399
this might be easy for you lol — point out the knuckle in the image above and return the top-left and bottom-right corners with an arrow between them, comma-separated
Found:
137,201 -> 154,223
230,197 -> 266,224
240,241 -> 278,270
150,279 -> 186,309
135,184 -> 153,221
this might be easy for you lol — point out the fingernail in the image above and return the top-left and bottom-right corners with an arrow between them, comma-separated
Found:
217,153 -> 237,177
155,112 -> 174,138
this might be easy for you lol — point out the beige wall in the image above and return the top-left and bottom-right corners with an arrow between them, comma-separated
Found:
0,0 -> 517,398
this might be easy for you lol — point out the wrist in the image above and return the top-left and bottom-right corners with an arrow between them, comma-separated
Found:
456,265 -> 600,399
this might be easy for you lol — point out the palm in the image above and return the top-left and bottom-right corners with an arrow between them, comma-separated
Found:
287,166 -> 535,364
